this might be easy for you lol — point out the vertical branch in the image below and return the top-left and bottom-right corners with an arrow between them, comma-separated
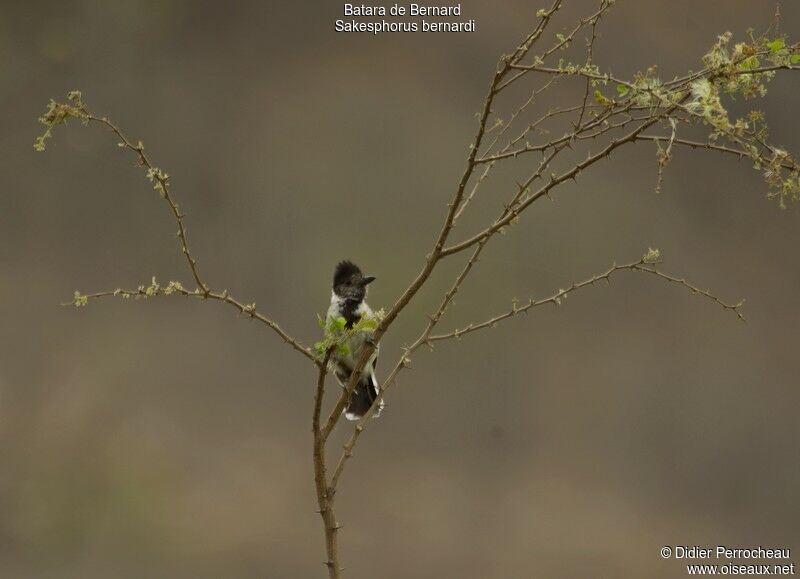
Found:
313,348 -> 342,578
575,1 -> 604,127
509,0 -> 564,65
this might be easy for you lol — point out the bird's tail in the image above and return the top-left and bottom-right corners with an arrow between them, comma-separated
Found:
344,373 -> 383,421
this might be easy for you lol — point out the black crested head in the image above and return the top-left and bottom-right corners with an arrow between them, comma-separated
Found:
333,260 -> 375,301
334,260 -> 362,287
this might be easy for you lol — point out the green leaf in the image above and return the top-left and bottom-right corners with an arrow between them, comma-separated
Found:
73,291 -> 88,307
767,38 -> 785,54
738,56 -> 759,70
353,316 -> 379,332
334,316 -> 347,330
642,247 -> 661,264
594,90 -> 613,107
556,32 -> 566,44
791,54 -> 800,65
616,84 -> 630,97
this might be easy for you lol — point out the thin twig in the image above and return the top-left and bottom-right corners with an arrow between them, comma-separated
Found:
72,282 -> 316,362
442,102 -> 678,257
87,114 -> 208,294
636,135 -> 797,171
576,0 -> 606,127
497,0 -> 614,93
428,257 -> 744,343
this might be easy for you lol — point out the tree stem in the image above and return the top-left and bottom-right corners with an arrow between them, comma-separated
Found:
313,349 -> 343,578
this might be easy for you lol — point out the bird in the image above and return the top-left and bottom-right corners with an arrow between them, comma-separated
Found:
326,260 -> 383,421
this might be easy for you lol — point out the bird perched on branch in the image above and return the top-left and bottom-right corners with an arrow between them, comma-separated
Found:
326,260 -> 383,420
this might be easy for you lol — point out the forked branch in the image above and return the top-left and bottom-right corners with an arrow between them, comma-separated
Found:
37,92 -> 316,364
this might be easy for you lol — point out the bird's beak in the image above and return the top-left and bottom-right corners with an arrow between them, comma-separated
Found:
362,276 -> 376,286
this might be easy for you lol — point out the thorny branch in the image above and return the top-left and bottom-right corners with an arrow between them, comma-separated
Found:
36,2 -> 799,577
71,280 -> 316,362
313,348 -> 343,578
428,254 -> 745,345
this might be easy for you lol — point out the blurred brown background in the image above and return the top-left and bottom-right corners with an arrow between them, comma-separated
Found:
1,1 -> 798,577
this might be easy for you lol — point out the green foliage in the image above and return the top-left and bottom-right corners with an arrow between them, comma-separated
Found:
544,29 -> 797,206
617,31 -> 799,207
163,280 -> 186,295
314,310 -> 384,360
72,291 -> 88,307
695,33 -> 800,207
66,278 -> 188,307
146,167 -> 170,198
642,247 -> 661,264
628,67 -> 668,108
593,90 -> 613,107
34,91 -> 88,151
767,38 -> 785,54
